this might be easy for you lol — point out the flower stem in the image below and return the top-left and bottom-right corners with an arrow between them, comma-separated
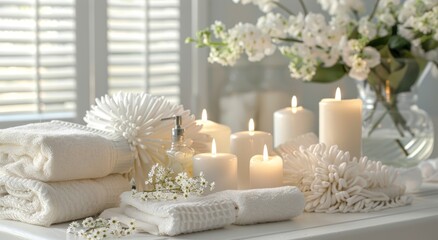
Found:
274,37 -> 303,43
368,0 -> 380,21
298,0 -> 308,15
273,2 -> 295,15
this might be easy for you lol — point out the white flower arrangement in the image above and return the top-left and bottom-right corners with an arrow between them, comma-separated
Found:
67,217 -> 135,240
187,0 -> 438,82
131,164 -> 215,201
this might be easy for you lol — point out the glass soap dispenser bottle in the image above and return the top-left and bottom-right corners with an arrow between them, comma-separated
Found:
161,116 -> 195,176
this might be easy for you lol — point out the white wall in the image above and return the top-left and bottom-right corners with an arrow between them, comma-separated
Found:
202,0 -> 438,157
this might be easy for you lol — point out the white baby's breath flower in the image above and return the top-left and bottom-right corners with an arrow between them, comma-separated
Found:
67,217 -> 135,239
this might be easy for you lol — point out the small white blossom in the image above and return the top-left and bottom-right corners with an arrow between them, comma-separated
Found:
318,0 -> 364,16
287,13 -> 305,38
257,12 -> 289,38
131,163 -> 214,201
67,217 -> 135,239
349,56 -> 371,80
233,0 -> 278,13
358,17 -> 377,40
281,45 -> 318,81
378,11 -> 396,27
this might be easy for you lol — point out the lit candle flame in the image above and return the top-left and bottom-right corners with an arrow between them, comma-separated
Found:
211,138 -> 216,156
335,87 -> 341,100
291,95 -> 297,108
201,109 -> 208,121
248,118 -> 255,132
263,144 -> 268,161
291,95 -> 298,113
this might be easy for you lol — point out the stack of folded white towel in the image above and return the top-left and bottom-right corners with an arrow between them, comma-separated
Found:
0,121 -> 134,226
101,186 -> 305,236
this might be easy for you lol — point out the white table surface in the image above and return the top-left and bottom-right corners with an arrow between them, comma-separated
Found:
1,184 -> 438,240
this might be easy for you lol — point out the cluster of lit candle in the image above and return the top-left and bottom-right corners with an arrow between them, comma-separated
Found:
192,87 -> 362,192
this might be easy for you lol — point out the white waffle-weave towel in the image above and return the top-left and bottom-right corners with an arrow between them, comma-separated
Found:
0,174 -> 130,226
0,121 -> 134,181
213,186 -> 305,225
100,192 -> 237,236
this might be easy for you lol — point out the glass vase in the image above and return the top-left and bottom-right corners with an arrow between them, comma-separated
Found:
357,61 -> 434,167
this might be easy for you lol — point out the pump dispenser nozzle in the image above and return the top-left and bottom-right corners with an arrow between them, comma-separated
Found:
161,115 -> 184,142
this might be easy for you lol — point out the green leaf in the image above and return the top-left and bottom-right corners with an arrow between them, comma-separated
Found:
311,64 -> 347,83
368,35 -> 390,49
422,38 -> 438,52
393,60 -> 422,94
388,64 -> 408,90
388,36 -> 411,51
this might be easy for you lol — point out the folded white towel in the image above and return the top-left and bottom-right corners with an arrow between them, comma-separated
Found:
100,192 -> 237,236
0,174 -> 130,226
0,121 -> 134,181
212,186 -> 305,225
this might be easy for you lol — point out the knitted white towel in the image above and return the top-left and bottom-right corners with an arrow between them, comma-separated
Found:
0,174 -> 130,226
213,186 -> 305,225
100,192 -> 237,236
0,121 -> 134,181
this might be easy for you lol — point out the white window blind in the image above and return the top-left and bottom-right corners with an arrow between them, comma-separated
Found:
107,0 -> 181,103
0,0 -> 76,120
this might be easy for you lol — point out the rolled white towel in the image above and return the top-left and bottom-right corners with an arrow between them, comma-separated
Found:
212,186 -> 305,225
100,192 -> 237,236
0,174 -> 130,226
0,121 -> 134,181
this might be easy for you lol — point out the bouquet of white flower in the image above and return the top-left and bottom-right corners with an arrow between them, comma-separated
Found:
187,0 -> 438,161
187,0 -> 437,82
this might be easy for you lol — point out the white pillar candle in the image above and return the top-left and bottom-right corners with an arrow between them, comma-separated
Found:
250,144 -> 283,189
274,95 -> 315,147
319,87 -> 362,159
230,118 -> 273,189
196,109 -> 231,153
193,139 -> 237,193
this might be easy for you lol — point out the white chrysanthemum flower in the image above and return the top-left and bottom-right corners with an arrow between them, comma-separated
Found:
279,143 -> 412,213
